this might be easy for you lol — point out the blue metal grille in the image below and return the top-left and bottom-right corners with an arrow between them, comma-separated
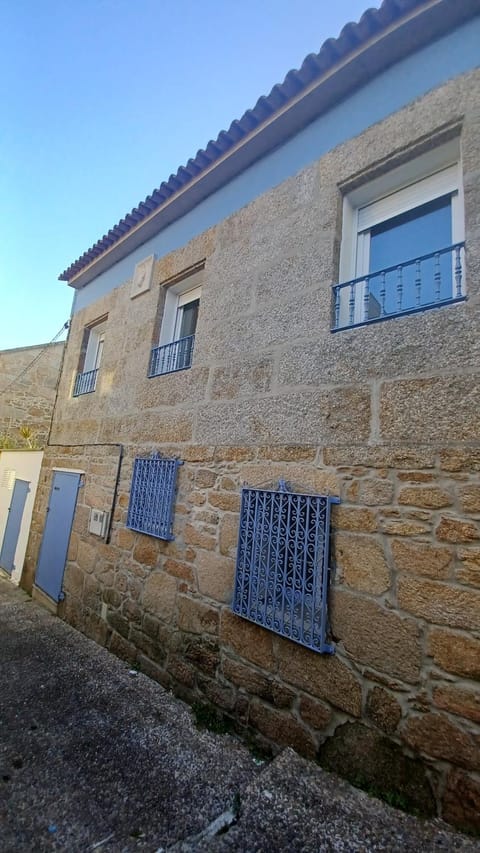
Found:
232,482 -> 339,654
149,335 -> 195,377
73,368 -> 98,396
332,243 -> 465,331
126,454 -> 182,540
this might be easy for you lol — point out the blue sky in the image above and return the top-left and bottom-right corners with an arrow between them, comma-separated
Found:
1,0 -> 379,350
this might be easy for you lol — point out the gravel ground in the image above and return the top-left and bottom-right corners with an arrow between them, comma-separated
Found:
0,576 -> 479,852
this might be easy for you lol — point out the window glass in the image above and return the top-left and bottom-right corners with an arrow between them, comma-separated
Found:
364,195 -> 453,315
178,298 -> 199,339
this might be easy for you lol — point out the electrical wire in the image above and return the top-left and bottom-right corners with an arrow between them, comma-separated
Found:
0,322 -> 69,399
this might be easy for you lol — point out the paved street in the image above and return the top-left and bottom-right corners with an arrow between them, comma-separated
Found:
0,576 -> 478,852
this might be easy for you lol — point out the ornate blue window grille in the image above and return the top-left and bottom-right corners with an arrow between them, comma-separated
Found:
232,481 -> 339,654
332,243 -> 465,331
126,454 -> 182,540
149,335 -> 195,377
73,368 -> 98,396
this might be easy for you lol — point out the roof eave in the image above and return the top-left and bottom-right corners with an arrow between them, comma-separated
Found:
64,0 -> 477,289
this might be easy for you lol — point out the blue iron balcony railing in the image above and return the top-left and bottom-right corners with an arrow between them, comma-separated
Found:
72,368 -> 98,396
149,334 -> 195,377
332,242 -> 465,331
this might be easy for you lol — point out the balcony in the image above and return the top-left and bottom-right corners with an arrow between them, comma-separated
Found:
72,368 -> 98,396
332,243 -> 465,331
149,334 -> 195,377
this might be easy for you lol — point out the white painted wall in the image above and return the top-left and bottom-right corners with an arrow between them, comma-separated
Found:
0,450 -> 43,585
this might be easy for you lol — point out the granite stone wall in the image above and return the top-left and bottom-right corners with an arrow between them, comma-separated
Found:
25,70 -> 480,830
0,342 -> 64,447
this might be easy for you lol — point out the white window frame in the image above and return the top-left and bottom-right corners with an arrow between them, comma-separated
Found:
84,321 -> 107,373
158,269 -> 203,347
338,140 -> 464,326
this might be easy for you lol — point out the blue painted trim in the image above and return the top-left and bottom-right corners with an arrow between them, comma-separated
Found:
73,18 -> 480,314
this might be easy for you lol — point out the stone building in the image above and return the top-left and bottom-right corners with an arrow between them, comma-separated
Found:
0,341 -> 64,448
24,0 -> 480,830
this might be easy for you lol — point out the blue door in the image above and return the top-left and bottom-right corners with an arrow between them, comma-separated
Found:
0,479 -> 30,574
35,471 -> 81,601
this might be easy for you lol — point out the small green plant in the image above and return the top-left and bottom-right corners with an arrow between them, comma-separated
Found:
18,426 -> 39,449
0,433 -> 14,449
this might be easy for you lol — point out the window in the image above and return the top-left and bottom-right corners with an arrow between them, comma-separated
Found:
73,317 -> 107,396
126,454 -> 182,540
333,141 -> 465,330
232,482 -> 339,654
149,267 -> 203,377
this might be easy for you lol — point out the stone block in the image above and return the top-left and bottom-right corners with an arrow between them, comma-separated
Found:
391,539 -> 452,579
63,564 -> 85,599
331,590 -> 422,683
433,684 -> 480,724
183,524 -> 216,551
402,713 -> 480,771
122,599 -> 142,624
83,574 -> 101,611
277,639 -> 362,716
143,571 -> 177,621
241,463 -> 339,495
257,446 -> 317,462
116,528 -> 136,549
248,701 -> 316,758
208,491 -> 241,513
177,596 -> 219,635
214,446 -> 256,462
398,486 -> 452,509
456,548 -> 480,587
334,533 -> 390,594
380,376 -> 480,442
198,676 -> 236,712
222,657 -> 293,708
210,357 -> 273,400
355,478 -> 394,506
440,448 -> 480,472
397,471 -> 434,482
194,468 -> 217,488
436,516 -> 480,543
107,610 -> 130,639
442,769 -> 480,834
366,686 -> 402,734
397,576 -> 480,632
380,514 -> 430,536
298,695 -> 332,730
103,587 -> 121,608
323,446 -> 435,470
184,637 -> 220,676
318,722 -> 435,818
428,627 -> 480,679
332,507 -> 377,533
196,551 -> 234,603
220,610 -> 275,670
457,485 -> 480,513
195,387 -> 371,446
163,558 -> 195,584
133,538 -> 160,567
137,654 -> 171,690
219,514 -> 239,557
109,632 -> 137,665
166,655 -> 196,688
76,540 -> 97,573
